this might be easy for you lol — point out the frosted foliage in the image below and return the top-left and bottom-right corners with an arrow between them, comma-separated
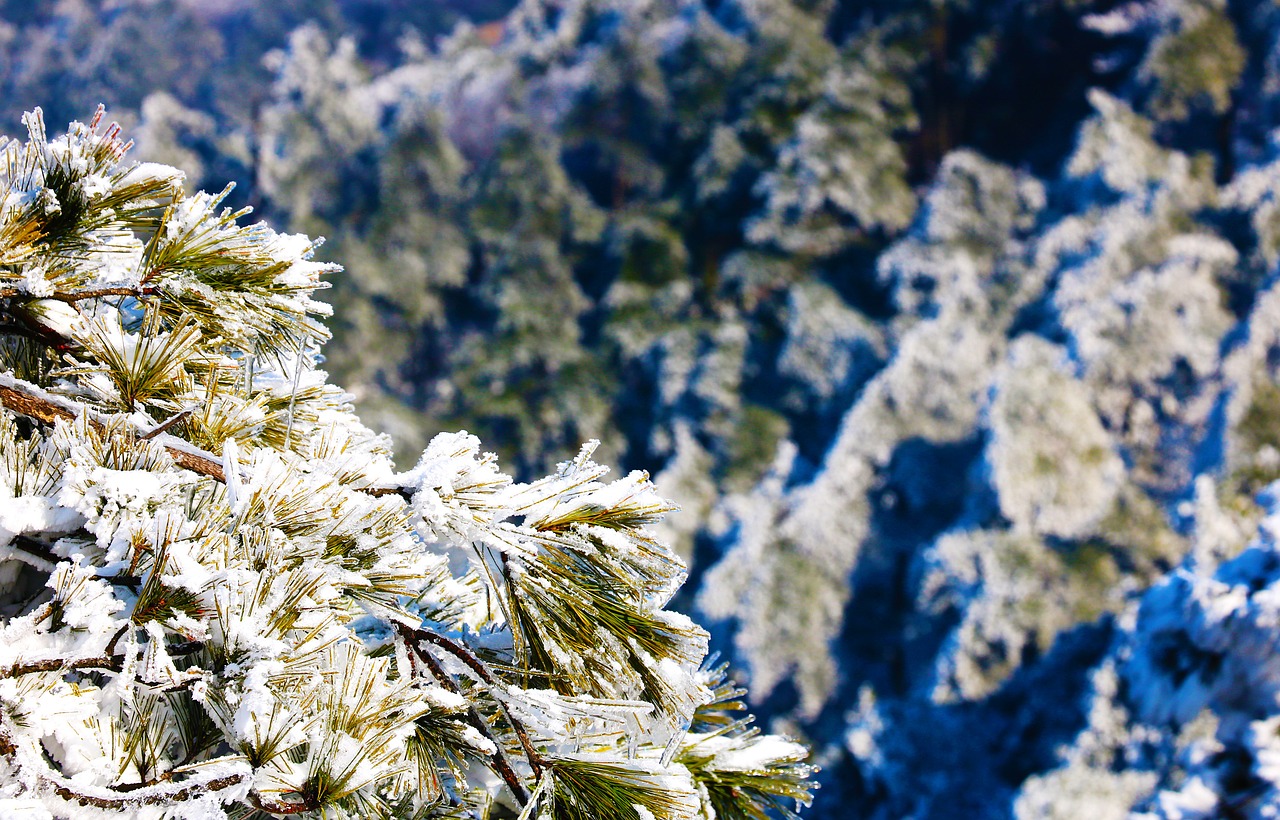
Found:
777,280 -> 883,406
1225,156 -> 1280,267
1014,665 -> 1157,820
29,0 -> 1280,816
331,92 -> 472,319
649,424 -> 716,563
698,444 -> 850,717
878,150 -> 1044,320
1067,91 -> 1191,195
1122,489 -> 1280,815
257,25 -> 380,225
703,149 -> 1043,715
747,35 -> 917,255
1056,236 -> 1234,398
1088,0 -> 1244,122
911,150 -> 1044,256
694,125 -> 748,203
416,27 -> 516,162
1127,514 -> 1280,726
0,113 -> 814,820
35,0 -> 1280,815
843,687 -> 885,774
846,285 -> 1003,466
871,306 -> 1002,446
1220,280 -> 1280,497
987,337 -> 1124,540
132,93 -> 215,188
400,430 -> 512,545
1007,483 -> 1280,820
615,312 -> 752,475
685,322 -> 749,447
1048,95 -> 1232,482
716,251 -> 798,312
919,528 -> 1126,702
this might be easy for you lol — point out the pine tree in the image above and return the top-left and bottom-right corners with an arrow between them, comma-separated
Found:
0,109 -> 814,819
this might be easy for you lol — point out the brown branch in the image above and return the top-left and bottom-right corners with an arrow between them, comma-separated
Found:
0,380 -> 225,483
53,287 -> 159,303
0,383 -> 72,427
0,723 -> 245,811
139,405 -> 196,440
4,653 -> 123,678
0,286 -> 159,303
412,628 -> 499,687
112,772 -> 177,793
165,445 -> 225,483
402,625 -> 545,779
112,736 -> 209,793
0,375 -> 448,501
396,623 -> 532,804
51,772 -> 245,810
103,624 -> 129,658
247,791 -> 322,815
413,627 -> 545,778
1,640 -> 203,680
10,534 -> 57,566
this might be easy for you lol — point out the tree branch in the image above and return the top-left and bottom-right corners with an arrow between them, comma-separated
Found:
9,534 -> 57,568
0,286 -> 159,303
0,723 -> 245,811
396,623 -> 532,804
0,374 -> 441,502
51,772 -> 245,810
400,624 -> 545,780
1,640 -> 203,680
0,376 -> 226,483
0,374 -> 430,499
9,534 -> 144,587
247,791 -> 322,815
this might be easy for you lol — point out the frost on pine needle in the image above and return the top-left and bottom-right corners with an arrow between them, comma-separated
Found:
0,109 -> 813,819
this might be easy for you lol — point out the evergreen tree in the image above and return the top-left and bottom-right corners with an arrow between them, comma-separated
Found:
0,109 -> 813,819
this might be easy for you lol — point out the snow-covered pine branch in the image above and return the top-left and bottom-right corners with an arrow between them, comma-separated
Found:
0,108 -> 814,820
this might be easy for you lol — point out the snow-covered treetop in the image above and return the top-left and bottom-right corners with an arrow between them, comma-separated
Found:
0,108 -> 814,819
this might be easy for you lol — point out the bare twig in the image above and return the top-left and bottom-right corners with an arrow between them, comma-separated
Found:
139,405 -> 197,440
409,625 -> 545,779
103,624 -> 129,658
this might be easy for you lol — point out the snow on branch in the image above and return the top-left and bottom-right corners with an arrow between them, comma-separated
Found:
0,108 -> 813,820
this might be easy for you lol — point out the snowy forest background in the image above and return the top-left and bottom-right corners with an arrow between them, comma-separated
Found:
12,0 -> 1280,816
